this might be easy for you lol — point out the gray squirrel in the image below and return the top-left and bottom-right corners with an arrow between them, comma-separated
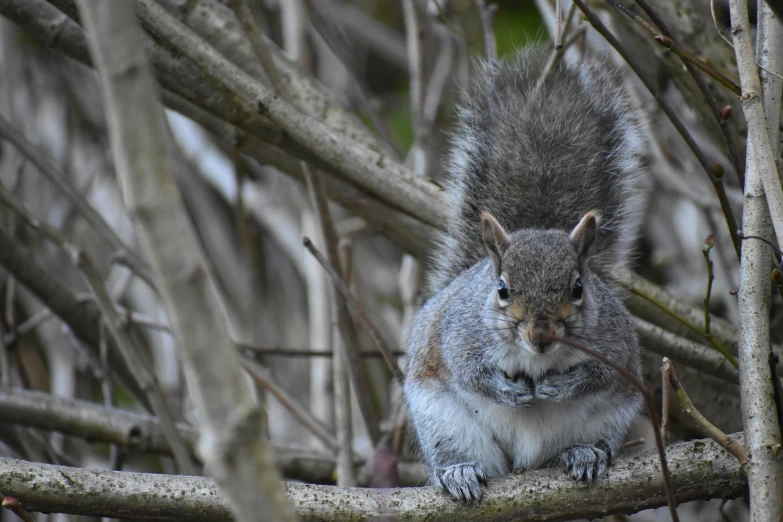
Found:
403,47 -> 647,502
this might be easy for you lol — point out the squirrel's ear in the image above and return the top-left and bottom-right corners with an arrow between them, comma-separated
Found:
570,211 -> 599,256
482,211 -> 510,271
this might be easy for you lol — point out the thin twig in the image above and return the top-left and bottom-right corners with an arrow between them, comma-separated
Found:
702,235 -> 715,336
710,0 -> 735,49
625,285 -> 737,367
303,237 -> 405,383
661,363 -> 671,444
2,497 -> 35,522
662,358 -> 749,466
224,0 -> 286,95
239,355 -> 339,452
573,0 -> 742,259
737,230 -> 783,259
303,165 -> 382,446
335,238 -> 355,486
623,0 -> 745,187
535,3 -> 580,91
546,334 -> 679,522
0,114 -> 156,288
475,0 -> 498,60
235,344 -> 405,358
609,0 -> 740,95
623,438 -> 646,448
2,309 -> 52,347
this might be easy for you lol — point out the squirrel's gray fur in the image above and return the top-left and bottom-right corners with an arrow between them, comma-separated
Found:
427,48 -> 646,294
403,47 -> 647,503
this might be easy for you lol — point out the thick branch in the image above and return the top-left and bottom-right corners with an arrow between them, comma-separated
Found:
729,0 -> 783,248
731,0 -> 783,519
75,1 -> 295,520
0,0 -> 437,258
0,436 -> 747,521
0,388 -> 424,485
131,0 -> 445,228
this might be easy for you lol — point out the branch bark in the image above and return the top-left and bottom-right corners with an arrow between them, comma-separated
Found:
730,0 -> 783,519
0,388 -> 423,485
75,1 -> 295,521
729,0 -> 783,248
0,435 -> 747,521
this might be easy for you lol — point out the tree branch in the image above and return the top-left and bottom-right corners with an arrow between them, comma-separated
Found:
0,387 -> 424,485
75,1 -> 295,520
0,227 -> 148,406
634,317 -> 739,384
0,436 -> 747,521
730,0 -> 783,519
131,0 -> 446,228
730,0 -> 783,247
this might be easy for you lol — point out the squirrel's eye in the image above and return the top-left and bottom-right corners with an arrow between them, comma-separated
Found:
572,278 -> 583,301
498,280 -> 510,301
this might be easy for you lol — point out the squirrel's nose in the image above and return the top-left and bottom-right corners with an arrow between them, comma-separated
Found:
528,319 -> 556,351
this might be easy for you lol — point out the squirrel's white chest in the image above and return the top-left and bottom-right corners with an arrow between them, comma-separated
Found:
461,392 -> 607,475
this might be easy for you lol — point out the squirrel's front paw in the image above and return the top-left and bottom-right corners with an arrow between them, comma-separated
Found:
551,443 -> 612,482
435,462 -> 487,503
534,372 -> 568,401
493,373 -> 535,408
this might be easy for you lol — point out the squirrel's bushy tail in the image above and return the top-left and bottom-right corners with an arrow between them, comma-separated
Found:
427,47 -> 647,294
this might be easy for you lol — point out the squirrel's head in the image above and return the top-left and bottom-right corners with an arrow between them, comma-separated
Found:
481,210 -> 598,356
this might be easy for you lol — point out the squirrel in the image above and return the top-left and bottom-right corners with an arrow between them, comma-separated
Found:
403,47 -> 647,503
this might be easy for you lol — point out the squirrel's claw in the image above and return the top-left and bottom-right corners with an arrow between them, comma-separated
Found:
555,444 -> 611,483
435,462 -> 486,503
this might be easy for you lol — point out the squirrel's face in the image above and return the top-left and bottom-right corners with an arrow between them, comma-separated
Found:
481,211 -> 598,356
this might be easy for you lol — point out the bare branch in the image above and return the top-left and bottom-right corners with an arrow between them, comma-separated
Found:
0,114 -> 155,287
0,177 -> 195,475
729,0 -> 783,248
75,1 -> 296,520
239,356 -> 339,452
1,497 -> 35,522
730,0 -> 783,518
609,0 -> 740,95
634,317 -> 739,384
0,436 -> 747,521
303,237 -> 405,383
335,239 -> 355,486
475,0 -> 498,60
0,226 -> 148,406
132,0 -> 445,228
663,358 -> 749,465
624,0 -> 745,186
235,344 -> 405,358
